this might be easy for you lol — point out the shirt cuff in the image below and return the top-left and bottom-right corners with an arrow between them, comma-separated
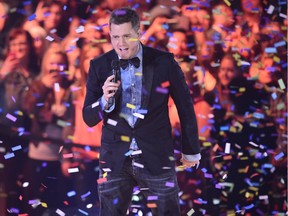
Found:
182,153 -> 201,162
101,96 -> 115,113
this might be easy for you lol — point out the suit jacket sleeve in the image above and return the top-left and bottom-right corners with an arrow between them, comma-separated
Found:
82,59 -> 104,127
168,55 -> 200,155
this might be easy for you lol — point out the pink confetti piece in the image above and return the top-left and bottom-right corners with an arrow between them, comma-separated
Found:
6,113 -> 17,122
155,87 -> 169,94
147,196 -> 158,200
165,182 -> 175,187
97,178 -> 107,184
161,81 -> 170,88
63,153 -> 73,159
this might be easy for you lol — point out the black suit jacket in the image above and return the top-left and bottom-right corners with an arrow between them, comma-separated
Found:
83,44 -> 200,175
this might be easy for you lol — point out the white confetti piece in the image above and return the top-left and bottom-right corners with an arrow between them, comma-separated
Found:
91,101 -> 99,108
102,168 -> 111,172
56,209 -> 66,216
68,168 -> 79,173
132,161 -> 144,168
107,118 -> 117,126
224,143 -> 231,154
133,112 -> 145,119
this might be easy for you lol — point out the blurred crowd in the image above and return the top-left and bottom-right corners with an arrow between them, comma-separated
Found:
0,0 -> 286,215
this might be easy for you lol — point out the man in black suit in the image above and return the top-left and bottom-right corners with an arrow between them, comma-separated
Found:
83,7 -> 201,215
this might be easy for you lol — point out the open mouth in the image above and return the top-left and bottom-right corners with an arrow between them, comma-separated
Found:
119,48 -> 128,51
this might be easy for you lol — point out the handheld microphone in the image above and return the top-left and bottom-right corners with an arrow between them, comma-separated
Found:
111,60 -> 119,83
107,60 -> 119,109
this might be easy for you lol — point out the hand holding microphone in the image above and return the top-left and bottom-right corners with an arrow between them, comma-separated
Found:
102,60 -> 120,107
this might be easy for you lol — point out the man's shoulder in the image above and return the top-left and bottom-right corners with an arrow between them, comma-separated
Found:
143,45 -> 173,61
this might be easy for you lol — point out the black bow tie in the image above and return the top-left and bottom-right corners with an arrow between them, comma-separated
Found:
119,57 -> 140,70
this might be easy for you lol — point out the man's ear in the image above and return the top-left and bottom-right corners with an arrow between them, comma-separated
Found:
137,29 -> 141,37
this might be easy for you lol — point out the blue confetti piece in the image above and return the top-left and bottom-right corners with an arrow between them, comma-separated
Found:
252,112 -> 264,119
4,153 -> 15,159
271,92 -> 277,100
12,145 -> 22,151
78,208 -> 88,215
265,47 -> 277,53
113,198 -> 119,204
244,204 -> 254,210
63,5 -> 67,10
274,40 -> 286,47
132,3 -> 140,9
220,126 -> 229,131
28,13 -> 36,21
274,152 -> 284,161
67,190 -> 76,197
81,191 -> 91,199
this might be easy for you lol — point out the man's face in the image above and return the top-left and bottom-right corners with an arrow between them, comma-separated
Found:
110,22 -> 140,59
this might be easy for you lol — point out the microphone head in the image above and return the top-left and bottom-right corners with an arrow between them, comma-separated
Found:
111,60 -> 119,69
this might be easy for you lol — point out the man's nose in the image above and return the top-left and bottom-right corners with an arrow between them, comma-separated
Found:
119,36 -> 126,45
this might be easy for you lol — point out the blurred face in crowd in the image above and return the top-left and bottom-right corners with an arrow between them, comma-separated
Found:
213,5 -> 234,27
197,9 -> 211,30
44,3 -> 62,31
83,47 -> 102,74
110,22 -> 140,59
9,33 -> 30,61
168,31 -> 188,57
241,0 -> 261,13
255,57 -> 274,84
218,56 -> 238,87
45,52 -> 66,74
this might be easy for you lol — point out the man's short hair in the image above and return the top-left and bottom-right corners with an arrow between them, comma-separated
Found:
109,7 -> 140,31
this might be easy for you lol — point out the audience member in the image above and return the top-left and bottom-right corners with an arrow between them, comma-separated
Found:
21,44 -> 74,215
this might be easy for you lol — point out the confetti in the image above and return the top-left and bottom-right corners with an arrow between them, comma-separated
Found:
56,209 -> 65,216
68,168 -> 79,173
63,153 -> 73,159
67,191 -> 76,197
147,203 -> 157,208
161,81 -> 170,88
187,208 -> 195,215
133,112 -> 144,119
155,87 -> 169,94
78,209 -> 88,215
97,178 -> 107,184
165,182 -> 175,187
126,103 -> 136,109
224,143 -> 231,154
102,168 -> 111,172
132,161 -> 144,168
107,118 -> 118,126
45,35 -> 54,41
6,113 -> 17,122
278,79 -> 285,90
120,136 -> 130,142
4,152 -> 15,159
11,145 -> 22,151
274,152 -> 284,161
